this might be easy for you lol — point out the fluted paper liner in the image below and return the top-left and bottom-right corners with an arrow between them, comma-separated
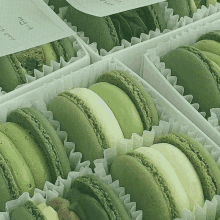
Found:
0,166 -> 142,220
59,2 -> 220,56
0,1 -> 86,96
145,19 -> 220,131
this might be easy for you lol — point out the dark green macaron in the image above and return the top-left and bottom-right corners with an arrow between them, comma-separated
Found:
7,107 -> 71,183
197,30 -> 220,43
96,70 -> 159,130
65,174 -> 131,220
161,45 -> 220,117
154,133 -> 220,201
0,54 -> 27,92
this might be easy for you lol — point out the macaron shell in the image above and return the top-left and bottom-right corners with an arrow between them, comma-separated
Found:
110,154 -> 175,220
155,133 -> 220,200
41,43 -> 59,66
71,174 -> 131,220
97,70 -> 159,130
48,95 -> 104,164
0,122 -> 52,189
194,40 -> 220,57
150,143 -> 204,209
161,46 -> 220,116
0,131 -> 35,196
167,0 -> 191,17
7,107 -> 71,182
89,82 -> 144,138
135,147 -> 190,213
51,37 -> 75,62
64,6 -> 119,51
0,55 -> 27,92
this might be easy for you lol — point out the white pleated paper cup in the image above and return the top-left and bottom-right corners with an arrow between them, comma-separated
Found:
59,2 -> 220,62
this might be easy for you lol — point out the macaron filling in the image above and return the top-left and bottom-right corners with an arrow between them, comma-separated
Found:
127,151 -> 179,219
59,91 -> 111,150
15,108 -> 64,178
155,134 -> 218,199
180,46 -> 220,90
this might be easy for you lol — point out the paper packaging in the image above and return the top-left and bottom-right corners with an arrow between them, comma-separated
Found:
0,57 -> 219,219
142,18 -> 220,148
66,0 -> 165,17
0,0 -> 90,104
63,2 -> 220,64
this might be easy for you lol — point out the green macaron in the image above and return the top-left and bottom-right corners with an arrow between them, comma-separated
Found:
167,0 -> 197,18
197,30 -> 220,43
0,131 -> 36,211
96,70 -> 159,130
48,0 -> 70,13
0,122 -> 52,189
110,133 -> 220,219
48,87 -> 124,165
0,54 -> 27,92
161,45 -> 220,117
89,82 -> 144,138
0,154 -> 20,211
10,201 -> 46,220
65,174 -> 131,220
9,200 -> 59,220
154,133 -> 220,201
7,107 -> 71,183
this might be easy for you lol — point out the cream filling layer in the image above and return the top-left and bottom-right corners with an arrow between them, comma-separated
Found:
151,143 -> 204,210
69,88 -> 124,148
135,147 -> 190,213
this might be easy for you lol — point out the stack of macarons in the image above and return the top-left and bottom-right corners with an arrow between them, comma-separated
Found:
161,30 -> 220,117
110,133 -> 220,220
48,70 -> 159,164
0,107 -> 71,211
0,37 -> 75,92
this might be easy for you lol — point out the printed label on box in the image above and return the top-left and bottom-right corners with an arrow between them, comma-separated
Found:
66,0 -> 165,17
0,0 -> 74,57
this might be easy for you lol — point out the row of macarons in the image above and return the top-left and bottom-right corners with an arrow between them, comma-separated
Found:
56,0 -> 219,52
0,37 -> 76,93
160,30 -> 220,118
1,70 -> 220,220
1,0 -> 219,95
